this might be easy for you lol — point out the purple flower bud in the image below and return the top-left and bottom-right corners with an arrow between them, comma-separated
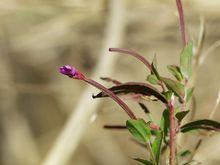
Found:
59,65 -> 85,80
59,65 -> 77,78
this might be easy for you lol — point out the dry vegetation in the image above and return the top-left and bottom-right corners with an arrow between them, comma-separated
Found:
0,0 -> 220,165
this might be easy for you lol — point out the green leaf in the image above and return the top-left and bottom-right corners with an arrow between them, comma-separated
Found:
134,158 -> 154,165
175,110 -> 190,122
180,42 -> 193,79
161,77 -> 185,99
161,109 -> 170,145
147,74 -> 159,85
162,91 -> 173,102
186,88 -> 194,103
167,65 -> 183,81
181,119 -> 220,133
178,150 -> 191,157
126,119 -> 151,142
151,55 -> 161,80
152,131 -> 163,165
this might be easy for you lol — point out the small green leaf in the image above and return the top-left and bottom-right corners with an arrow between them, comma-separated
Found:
181,119 -> 220,133
161,109 -> 170,144
180,42 -> 193,79
151,55 -> 161,80
152,55 -> 158,69
126,119 -> 151,142
175,110 -> 190,122
162,91 -> 173,102
161,77 -> 185,99
178,150 -> 191,157
186,88 -> 194,103
147,74 -> 159,85
134,158 -> 154,165
167,65 -> 183,81
152,131 -> 163,165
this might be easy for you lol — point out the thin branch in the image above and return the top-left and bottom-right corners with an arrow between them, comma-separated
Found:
42,0 -> 127,164
176,0 -> 188,47
109,48 -> 152,71
84,77 -> 137,119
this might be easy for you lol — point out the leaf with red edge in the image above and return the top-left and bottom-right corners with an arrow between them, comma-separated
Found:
100,77 -> 122,85
180,119 -> 220,133
93,82 -> 167,103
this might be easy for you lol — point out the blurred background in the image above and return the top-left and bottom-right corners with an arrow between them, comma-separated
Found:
0,0 -> 220,165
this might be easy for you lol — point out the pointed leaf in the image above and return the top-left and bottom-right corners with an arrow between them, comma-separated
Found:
186,88 -> 194,103
151,55 -> 161,80
175,110 -> 190,122
161,77 -> 185,99
100,77 -> 121,85
134,158 -> 154,165
162,91 -> 173,102
147,74 -> 159,85
93,82 -> 167,103
181,119 -> 220,133
178,150 -> 191,157
161,109 -> 170,144
138,103 -> 150,114
126,119 -> 151,142
167,65 -> 183,81
152,131 -> 163,165
180,42 -> 193,79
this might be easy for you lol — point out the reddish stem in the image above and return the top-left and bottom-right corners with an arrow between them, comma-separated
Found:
169,96 -> 175,165
109,48 -> 152,71
109,48 -> 166,91
176,0 -> 188,47
83,77 -> 137,120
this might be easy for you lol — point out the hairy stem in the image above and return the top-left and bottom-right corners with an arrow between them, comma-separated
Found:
176,0 -> 188,46
83,77 -> 137,119
169,96 -> 175,165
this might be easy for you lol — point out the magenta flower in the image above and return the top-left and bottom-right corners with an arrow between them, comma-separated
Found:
59,64 -> 137,119
59,65 -> 84,80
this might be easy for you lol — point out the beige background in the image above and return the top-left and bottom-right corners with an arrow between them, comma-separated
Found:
0,0 -> 220,164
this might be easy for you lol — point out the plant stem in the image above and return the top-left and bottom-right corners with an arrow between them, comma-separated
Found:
83,77 -> 137,119
176,0 -> 187,46
169,95 -> 175,165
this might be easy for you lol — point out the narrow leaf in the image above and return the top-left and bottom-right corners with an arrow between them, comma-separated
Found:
151,55 -> 161,80
181,119 -> 220,133
186,88 -> 194,103
134,158 -> 154,165
175,110 -> 190,122
162,91 -> 173,102
180,42 -> 193,79
147,74 -> 159,85
100,77 -> 121,85
126,119 -> 151,142
178,150 -> 191,157
161,109 -> 170,144
152,131 -> 163,165
93,82 -> 167,103
138,103 -> 150,113
161,77 -> 185,99
167,65 -> 183,81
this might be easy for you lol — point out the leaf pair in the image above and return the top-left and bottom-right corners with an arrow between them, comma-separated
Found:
127,119 -> 162,165
181,119 -> 220,133
93,82 -> 167,104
